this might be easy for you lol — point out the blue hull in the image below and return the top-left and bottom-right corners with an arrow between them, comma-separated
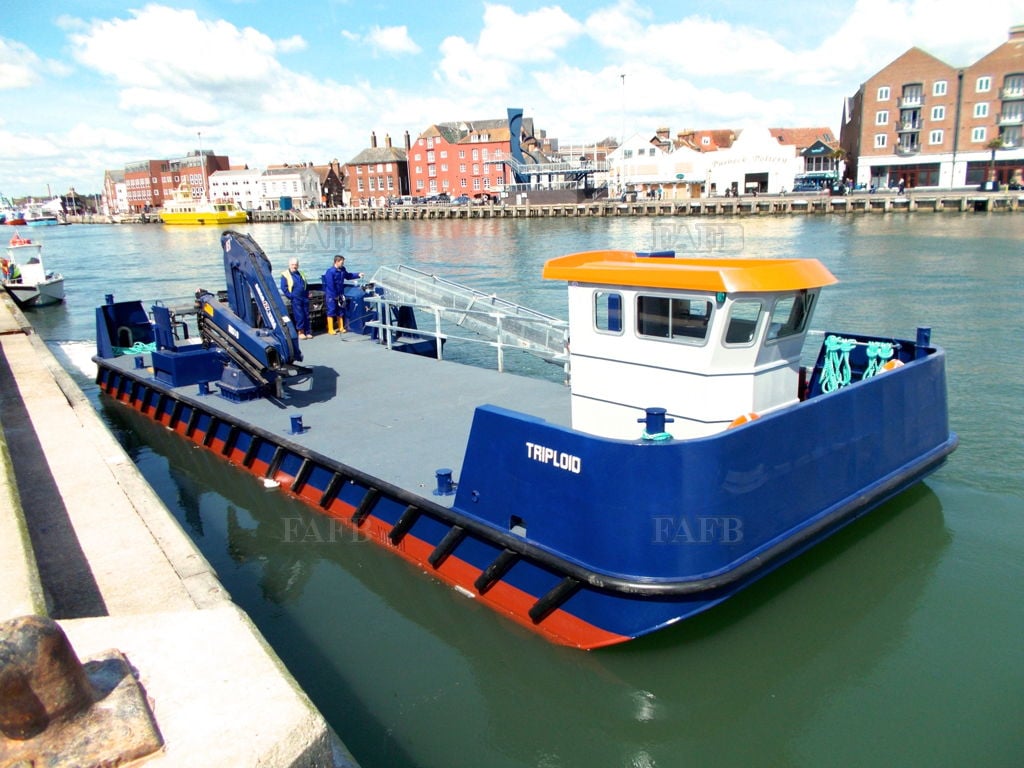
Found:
95,296 -> 955,648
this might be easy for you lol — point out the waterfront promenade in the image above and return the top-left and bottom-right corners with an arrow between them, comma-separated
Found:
0,293 -> 358,767
68,189 -> 1024,225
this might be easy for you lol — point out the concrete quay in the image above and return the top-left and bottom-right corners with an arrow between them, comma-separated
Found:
262,190 -> 1023,222
60,189 -> 1024,225
0,293 -> 358,767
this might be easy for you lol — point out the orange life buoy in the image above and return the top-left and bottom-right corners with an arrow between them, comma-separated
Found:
728,412 -> 760,429
881,359 -> 904,371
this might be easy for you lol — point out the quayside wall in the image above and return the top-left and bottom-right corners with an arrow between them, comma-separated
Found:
0,292 -> 359,767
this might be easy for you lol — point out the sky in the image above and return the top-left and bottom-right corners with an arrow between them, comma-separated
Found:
2,0 -> 1023,197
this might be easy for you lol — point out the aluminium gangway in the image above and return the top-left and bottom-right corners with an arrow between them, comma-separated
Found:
368,265 -> 569,368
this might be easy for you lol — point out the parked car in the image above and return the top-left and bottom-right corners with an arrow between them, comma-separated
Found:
451,195 -> 471,206
425,193 -> 450,205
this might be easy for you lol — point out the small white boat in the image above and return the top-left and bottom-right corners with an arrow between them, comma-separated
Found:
24,198 -> 62,227
3,232 -> 65,307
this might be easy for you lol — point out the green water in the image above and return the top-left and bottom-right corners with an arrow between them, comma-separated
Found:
26,213 -> 1024,767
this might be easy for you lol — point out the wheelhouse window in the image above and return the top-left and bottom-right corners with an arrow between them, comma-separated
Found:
724,300 -> 763,346
594,291 -> 622,333
636,295 -> 712,343
767,291 -> 814,341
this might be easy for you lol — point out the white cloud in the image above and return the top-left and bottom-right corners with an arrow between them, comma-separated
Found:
66,5 -> 283,88
0,37 -> 73,89
365,25 -> 421,56
434,3 -> 583,92
0,39 -> 45,88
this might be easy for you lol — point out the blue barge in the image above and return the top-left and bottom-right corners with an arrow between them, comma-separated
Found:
93,232 -> 957,648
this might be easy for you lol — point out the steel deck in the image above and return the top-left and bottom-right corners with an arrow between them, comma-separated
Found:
105,332 -> 571,506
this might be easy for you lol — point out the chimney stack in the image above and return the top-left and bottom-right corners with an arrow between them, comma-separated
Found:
385,134 -> 392,149
370,131 -> 377,148
404,131 -> 411,150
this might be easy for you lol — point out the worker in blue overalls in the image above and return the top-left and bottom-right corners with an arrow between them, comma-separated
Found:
280,257 -> 312,339
322,254 -> 363,334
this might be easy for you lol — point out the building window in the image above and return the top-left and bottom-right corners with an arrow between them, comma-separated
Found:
874,134 -> 887,148
875,111 -> 889,125
623,149 -> 633,159
877,86 -> 890,101
933,80 -> 947,96
1004,75 -> 1024,97
974,103 -> 989,118
931,105 -> 946,121
976,76 -> 991,93
971,127 -> 987,142
929,130 -> 943,145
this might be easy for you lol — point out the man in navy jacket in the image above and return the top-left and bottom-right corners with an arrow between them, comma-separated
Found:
322,254 -> 363,334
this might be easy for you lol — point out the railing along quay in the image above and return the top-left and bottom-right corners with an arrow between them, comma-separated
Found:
252,192 -> 1023,223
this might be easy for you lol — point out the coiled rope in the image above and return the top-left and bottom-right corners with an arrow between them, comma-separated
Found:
818,335 -> 855,393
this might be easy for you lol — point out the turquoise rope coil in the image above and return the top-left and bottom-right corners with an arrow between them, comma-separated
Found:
819,335 -> 855,393
863,341 -> 894,378
641,431 -> 673,442
113,341 -> 157,356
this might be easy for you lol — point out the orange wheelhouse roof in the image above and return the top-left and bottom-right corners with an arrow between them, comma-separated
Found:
542,250 -> 838,293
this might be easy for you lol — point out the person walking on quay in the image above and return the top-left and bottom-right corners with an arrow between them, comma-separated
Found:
280,256 -> 312,339
322,254 -> 363,334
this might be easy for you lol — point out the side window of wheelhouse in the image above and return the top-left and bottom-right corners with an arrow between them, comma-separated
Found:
724,300 -> 762,345
767,291 -> 814,341
594,291 -> 622,333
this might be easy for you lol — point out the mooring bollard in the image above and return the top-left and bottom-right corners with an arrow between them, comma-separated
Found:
0,615 -> 163,765
0,615 -> 94,740
433,468 -> 455,496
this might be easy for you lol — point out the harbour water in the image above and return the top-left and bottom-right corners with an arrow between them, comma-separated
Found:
20,214 -> 1024,767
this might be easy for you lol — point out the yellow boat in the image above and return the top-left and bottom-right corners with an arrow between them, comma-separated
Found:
159,184 -> 248,226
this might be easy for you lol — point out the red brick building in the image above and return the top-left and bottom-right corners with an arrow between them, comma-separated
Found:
124,150 -> 232,212
841,26 -> 1024,189
407,118 -> 518,200
346,132 -> 409,207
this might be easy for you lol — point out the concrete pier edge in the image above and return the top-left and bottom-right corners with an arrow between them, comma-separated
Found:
0,292 -> 359,767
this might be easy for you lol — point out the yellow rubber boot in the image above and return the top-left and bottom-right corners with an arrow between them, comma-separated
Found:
327,317 -> 336,335
337,317 -> 346,333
